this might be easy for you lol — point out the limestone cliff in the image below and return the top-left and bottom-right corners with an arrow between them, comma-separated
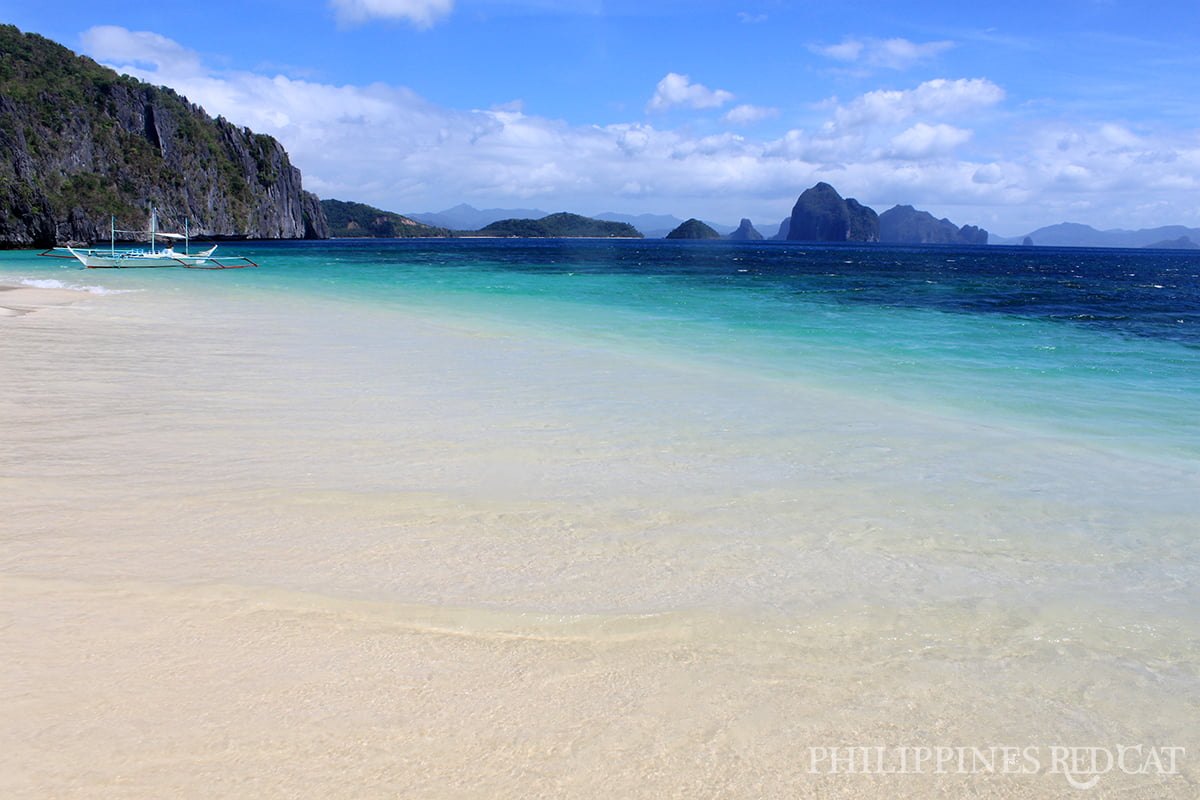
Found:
879,205 -> 987,245
727,218 -> 763,241
0,25 -> 327,247
786,183 -> 879,243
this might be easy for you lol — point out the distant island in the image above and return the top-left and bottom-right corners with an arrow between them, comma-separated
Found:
322,199 -> 448,238
728,219 -> 763,241
472,212 -> 641,238
992,222 -> 1200,249
785,183 -> 880,243
666,219 -> 721,240
775,183 -> 988,245
408,203 -> 552,232
880,205 -> 987,245
1146,236 -> 1199,250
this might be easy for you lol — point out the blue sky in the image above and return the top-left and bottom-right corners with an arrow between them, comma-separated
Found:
5,0 -> 1199,235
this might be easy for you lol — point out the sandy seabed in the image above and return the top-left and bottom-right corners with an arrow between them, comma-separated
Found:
0,284 -> 92,316
1,278 -> 1196,799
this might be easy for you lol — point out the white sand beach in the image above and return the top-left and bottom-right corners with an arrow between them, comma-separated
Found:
1,268 -> 1196,799
0,284 -> 96,316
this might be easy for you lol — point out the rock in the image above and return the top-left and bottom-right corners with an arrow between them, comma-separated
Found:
0,25 -> 326,247
665,219 -> 721,239
785,183 -> 879,242
878,205 -> 988,245
1144,236 -> 1199,250
727,218 -> 763,240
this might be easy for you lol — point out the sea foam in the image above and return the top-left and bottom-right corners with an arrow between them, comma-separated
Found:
19,277 -> 136,295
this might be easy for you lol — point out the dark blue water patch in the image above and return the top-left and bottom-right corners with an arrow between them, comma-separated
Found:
244,239 -> 1200,347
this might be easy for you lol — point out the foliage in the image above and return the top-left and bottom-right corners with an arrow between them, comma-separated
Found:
0,24 -> 314,245
476,212 -> 642,238
665,218 -> 720,239
321,198 -> 450,238
49,172 -> 136,217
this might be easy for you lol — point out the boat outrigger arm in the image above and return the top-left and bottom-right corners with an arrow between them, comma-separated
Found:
39,212 -> 259,269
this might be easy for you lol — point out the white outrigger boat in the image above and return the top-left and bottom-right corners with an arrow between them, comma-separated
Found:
42,210 -> 258,269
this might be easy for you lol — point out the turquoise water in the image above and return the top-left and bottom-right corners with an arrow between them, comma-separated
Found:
4,240 -> 1199,797
16,239 -> 1198,459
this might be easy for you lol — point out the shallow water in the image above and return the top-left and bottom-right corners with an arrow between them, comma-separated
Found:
2,241 -> 1198,798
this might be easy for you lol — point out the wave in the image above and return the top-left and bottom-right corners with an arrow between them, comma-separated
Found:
19,277 -> 138,295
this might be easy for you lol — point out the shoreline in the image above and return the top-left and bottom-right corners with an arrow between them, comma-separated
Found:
0,283 -> 98,317
2,250 -> 1197,798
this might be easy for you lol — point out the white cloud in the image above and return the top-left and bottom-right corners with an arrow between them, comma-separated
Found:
80,28 -> 1200,234
972,163 -> 1004,184
721,104 -> 778,126
330,0 -> 454,28
833,78 -> 1005,128
814,37 -> 954,70
80,25 -> 204,77
646,73 -> 735,113
887,123 -> 972,159
868,38 -> 955,70
819,40 -> 864,62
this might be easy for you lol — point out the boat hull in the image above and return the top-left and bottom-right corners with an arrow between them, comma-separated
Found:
65,246 -> 218,268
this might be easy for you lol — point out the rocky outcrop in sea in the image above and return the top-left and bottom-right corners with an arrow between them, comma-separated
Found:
665,219 -> 721,240
786,182 -> 879,243
879,205 -> 987,245
727,218 -> 763,241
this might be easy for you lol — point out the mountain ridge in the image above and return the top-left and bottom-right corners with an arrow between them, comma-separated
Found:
407,203 -> 551,232
321,199 -> 448,238
993,222 -> 1200,248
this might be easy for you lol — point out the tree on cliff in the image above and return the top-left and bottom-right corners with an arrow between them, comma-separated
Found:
0,24 -> 326,247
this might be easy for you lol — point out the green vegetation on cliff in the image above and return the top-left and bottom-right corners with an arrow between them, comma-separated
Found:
665,219 -> 721,239
0,24 -> 326,246
321,199 -> 449,238
475,212 -> 641,238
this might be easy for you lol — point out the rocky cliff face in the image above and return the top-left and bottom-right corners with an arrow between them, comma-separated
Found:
0,25 -> 326,247
879,205 -> 987,245
786,182 -> 879,242
727,218 -> 763,241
